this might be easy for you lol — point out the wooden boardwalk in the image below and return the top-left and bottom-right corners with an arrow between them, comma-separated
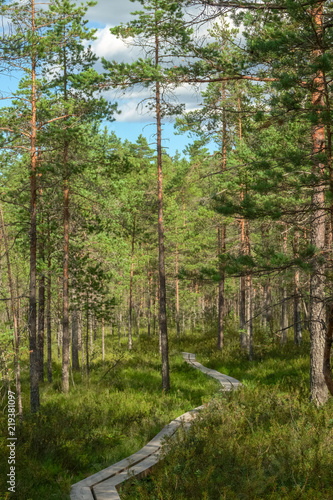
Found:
70,353 -> 241,500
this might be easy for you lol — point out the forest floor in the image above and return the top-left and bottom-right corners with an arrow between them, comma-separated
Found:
0,331 -> 218,500
1,325 -> 333,500
120,329 -> 333,500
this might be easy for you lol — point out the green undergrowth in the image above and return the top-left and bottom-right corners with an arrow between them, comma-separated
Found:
120,329 -> 333,499
0,335 -> 218,500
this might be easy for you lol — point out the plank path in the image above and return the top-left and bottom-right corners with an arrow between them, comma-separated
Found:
70,352 -> 241,500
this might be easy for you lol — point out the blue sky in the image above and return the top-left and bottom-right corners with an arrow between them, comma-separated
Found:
0,0 -> 211,156
85,1 -> 208,156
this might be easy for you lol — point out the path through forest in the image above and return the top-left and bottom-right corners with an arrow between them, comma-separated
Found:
70,353 -> 241,500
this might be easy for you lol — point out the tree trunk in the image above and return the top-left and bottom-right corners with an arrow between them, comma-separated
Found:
71,282 -> 80,371
86,292 -> 90,376
0,204 -> 23,418
47,230 -> 52,382
246,222 -> 253,359
239,220 -> 247,347
217,84 -> 227,350
102,314 -> 105,363
323,303 -> 333,396
175,229 -> 180,339
29,0 -> 40,412
147,265 -> 152,337
38,236 -> 45,382
118,312 -> 121,347
57,277 -> 61,359
293,231 -> 302,345
247,276 -> 253,360
128,217 -> 135,350
155,30 -> 169,391
294,269 -> 302,345
62,164 -> 70,393
153,282 -> 157,336
309,3 -> 329,405
281,286 -> 288,344
265,282 -> 272,331
217,224 -> 226,350
280,225 -> 288,344
62,34 -> 70,393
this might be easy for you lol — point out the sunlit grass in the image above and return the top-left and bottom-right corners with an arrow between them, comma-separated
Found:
120,327 -> 333,500
0,332 -> 219,500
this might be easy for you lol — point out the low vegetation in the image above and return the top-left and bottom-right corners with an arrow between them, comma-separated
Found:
2,326 -> 332,499
120,329 -> 333,500
0,333 -> 218,500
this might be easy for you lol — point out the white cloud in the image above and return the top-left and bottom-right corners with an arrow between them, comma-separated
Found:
86,0 -> 135,26
91,26 -> 135,61
84,1 -> 212,125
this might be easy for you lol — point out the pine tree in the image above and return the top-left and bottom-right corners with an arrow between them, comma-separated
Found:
103,0 -> 192,391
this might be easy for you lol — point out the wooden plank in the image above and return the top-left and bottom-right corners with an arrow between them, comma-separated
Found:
71,352 -> 241,499
93,452 -> 161,499
70,485 -> 94,500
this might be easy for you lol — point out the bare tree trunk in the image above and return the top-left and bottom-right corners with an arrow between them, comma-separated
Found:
102,314 -> 105,363
93,316 -> 97,342
247,275 -> 253,361
175,228 -> 180,339
280,225 -> 288,344
239,222 -> 246,347
71,281 -> 79,371
323,52 -> 333,397
86,292 -> 90,376
147,263 -> 152,337
47,229 -> 52,382
78,309 -> 82,351
38,235 -> 45,382
89,309 -> 93,354
0,204 -> 23,418
57,277 -> 61,360
246,222 -> 253,359
217,223 -> 226,350
29,0 -> 40,412
155,31 -> 169,390
62,36 -> 70,393
128,218 -> 135,350
324,303 -> 333,395
217,84 -> 227,350
309,3 -> 329,406
118,312 -> 121,347
62,158 -> 70,393
153,282 -> 157,336
293,231 -> 302,345
265,282 -> 272,332
294,269 -> 302,345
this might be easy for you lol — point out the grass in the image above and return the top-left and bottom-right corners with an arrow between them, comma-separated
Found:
0,333 -> 219,500
119,327 -> 333,499
1,325 -> 333,499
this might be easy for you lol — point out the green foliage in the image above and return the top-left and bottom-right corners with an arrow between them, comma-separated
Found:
0,334 -> 218,499
120,334 -> 333,500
